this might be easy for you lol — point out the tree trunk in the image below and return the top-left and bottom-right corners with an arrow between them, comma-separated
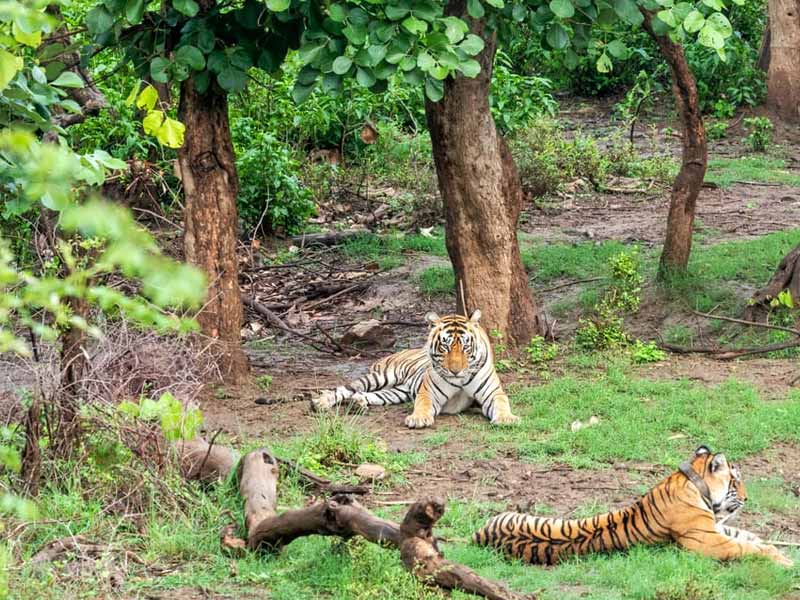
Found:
758,17 -> 771,72
765,0 -> 800,122
178,79 -> 249,383
53,296 -> 89,455
424,3 -> 542,346
642,10 -> 707,278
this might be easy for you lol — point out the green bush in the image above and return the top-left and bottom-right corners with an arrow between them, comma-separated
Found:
490,52 -> 558,133
743,116 -> 774,153
231,118 -> 315,235
512,118 -> 607,197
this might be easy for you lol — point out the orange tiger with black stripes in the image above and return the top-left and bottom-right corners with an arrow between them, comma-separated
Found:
474,446 -> 793,567
312,310 -> 519,428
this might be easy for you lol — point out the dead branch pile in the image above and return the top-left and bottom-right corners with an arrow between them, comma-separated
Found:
173,440 -> 535,600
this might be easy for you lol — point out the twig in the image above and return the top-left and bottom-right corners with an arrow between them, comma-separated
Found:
243,296 -> 289,330
301,283 -> 365,312
732,181 -> 782,187
691,310 -> 800,337
538,277 -> 604,294
198,429 -> 223,480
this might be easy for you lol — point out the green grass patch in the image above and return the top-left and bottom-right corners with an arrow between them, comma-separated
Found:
342,231 -> 446,270
470,370 -> 800,467
705,157 -> 800,188
417,265 -> 456,296
747,476 -> 800,517
525,240 -> 648,285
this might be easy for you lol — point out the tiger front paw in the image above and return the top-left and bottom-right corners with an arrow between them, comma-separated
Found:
761,544 -> 794,568
491,412 -> 521,426
310,390 -> 336,412
350,392 -> 369,409
405,412 -> 435,429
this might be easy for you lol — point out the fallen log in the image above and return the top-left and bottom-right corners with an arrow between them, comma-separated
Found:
174,437 -> 239,483
291,229 -> 368,247
744,244 -> 800,321
235,449 -> 534,599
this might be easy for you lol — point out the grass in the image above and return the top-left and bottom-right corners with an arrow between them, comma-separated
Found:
466,368 -> 800,468
705,156 -> 800,188
341,231 -> 446,270
417,265 -> 456,296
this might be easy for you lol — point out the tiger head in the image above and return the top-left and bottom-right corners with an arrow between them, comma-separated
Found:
425,310 -> 484,379
690,445 -> 747,518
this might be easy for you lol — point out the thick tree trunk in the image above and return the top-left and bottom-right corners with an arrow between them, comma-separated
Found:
424,4 -> 542,346
53,296 -> 88,455
759,18 -> 772,72
178,79 -> 249,383
642,10 -> 707,278
765,0 -> 800,122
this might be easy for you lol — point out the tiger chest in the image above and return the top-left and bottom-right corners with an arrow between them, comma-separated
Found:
441,389 -> 474,414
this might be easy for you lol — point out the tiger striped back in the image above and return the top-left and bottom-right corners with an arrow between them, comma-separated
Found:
473,447 -> 792,567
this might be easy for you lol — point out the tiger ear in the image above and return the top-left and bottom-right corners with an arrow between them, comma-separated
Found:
694,445 -> 711,456
710,453 -> 727,473
425,311 -> 440,325
469,309 -> 482,323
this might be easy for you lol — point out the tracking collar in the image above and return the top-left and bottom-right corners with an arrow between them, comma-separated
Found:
679,462 -> 713,510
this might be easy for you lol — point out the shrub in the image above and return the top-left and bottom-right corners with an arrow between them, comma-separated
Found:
490,51 -> 558,134
232,118 -> 315,235
743,117 -> 774,153
512,118 -> 607,197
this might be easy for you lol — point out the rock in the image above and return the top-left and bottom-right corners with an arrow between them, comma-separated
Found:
355,463 -> 386,482
339,319 -> 396,349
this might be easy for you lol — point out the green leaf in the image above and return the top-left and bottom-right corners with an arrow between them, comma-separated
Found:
549,0 -> 574,18
401,15 -> 427,34
217,67 -> 248,92
125,81 -> 141,106
332,55 -> 353,74
173,0 -> 200,17
51,71 -> 84,88
136,84 -> 159,110
299,42 -> 325,64
194,70 -> 210,93
596,52 -> 613,73
150,57 -> 170,83
698,21 -> 725,49
291,81 -> 315,103
356,67 -> 376,87
612,0 -> 643,25
125,0 -> 145,24
142,110 -> 165,137
546,23 -> 569,49
321,72 -> 342,90
266,0 -> 290,11
157,116 -> 185,148
86,6 -> 114,35
367,44 -> 387,64
706,12 -> 732,37
0,50 -> 23,92
417,51 -> 436,71
328,3 -> 347,21
606,39 -> 628,59
196,30 -> 215,53
656,8 -> 677,27
459,34 -> 485,56
467,0 -> 485,18
343,24 -> 367,44
701,0 -> 724,9
385,4 -> 410,19
425,77 -> 443,101
459,58 -> 480,77
485,0 -> 504,7
683,9 -> 705,33
175,45 -> 206,70
442,16 -> 468,43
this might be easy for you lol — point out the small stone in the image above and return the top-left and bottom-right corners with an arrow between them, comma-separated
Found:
355,463 -> 386,482
340,320 -> 396,349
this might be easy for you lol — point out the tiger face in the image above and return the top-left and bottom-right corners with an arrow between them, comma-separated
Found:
425,310 -> 483,379
692,446 -> 747,518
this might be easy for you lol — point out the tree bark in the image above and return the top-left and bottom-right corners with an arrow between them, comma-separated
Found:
744,243 -> 800,320
424,2 -> 542,346
178,78 -> 249,383
765,0 -> 800,122
642,10 -> 707,278
759,17 -> 772,72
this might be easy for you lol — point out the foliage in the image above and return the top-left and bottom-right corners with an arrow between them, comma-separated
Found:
231,119 -> 315,235
512,118 -> 607,197
743,116 -> 774,153
630,339 -> 667,363
127,83 -> 185,149
256,374 -> 273,391
525,335 -> 559,364
706,120 -> 728,140
490,51 -> 557,133
576,250 -> 642,350
118,392 -> 203,441
705,156 -> 800,188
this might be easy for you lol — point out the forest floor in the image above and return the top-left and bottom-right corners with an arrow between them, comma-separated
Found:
9,104 -> 800,599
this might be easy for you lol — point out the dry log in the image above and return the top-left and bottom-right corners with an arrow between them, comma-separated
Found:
238,449 -> 279,544
744,244 -> 800,321
174,438 -> 239,483
291,229 -> 368,247
399,497 -> 535,600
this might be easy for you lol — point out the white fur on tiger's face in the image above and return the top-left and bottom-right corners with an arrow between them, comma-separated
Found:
311,310 -> 519,429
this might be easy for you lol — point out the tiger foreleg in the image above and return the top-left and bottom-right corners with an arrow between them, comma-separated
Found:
676,529 -> 794,567
717,524 -> 763,543
471,372 -> 520,425
405,378 -> 438,429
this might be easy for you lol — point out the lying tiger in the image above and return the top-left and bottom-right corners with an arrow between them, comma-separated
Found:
312,310 -> 519,429
474,446 -> 793,567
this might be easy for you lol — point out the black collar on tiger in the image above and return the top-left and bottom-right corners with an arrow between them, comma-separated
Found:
678,461 -> 713,510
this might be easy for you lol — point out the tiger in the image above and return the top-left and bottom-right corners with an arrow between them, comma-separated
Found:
473,446 -> 794,567
311,310 -> 520,429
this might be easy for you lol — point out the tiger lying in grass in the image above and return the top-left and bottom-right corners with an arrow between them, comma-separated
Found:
474,446 -> 793,567
312,310 -> 519,429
